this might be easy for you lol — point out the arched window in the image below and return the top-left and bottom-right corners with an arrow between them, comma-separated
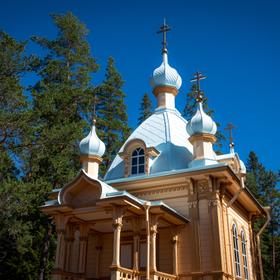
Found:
131,148 -> 145,175
241,230 -> 249,280
232,224 -> 241,277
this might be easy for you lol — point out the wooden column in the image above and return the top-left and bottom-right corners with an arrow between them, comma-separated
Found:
172,234 -> 179,275
55,229 -> 66,270
95,234 -> 103,278
132,218 -> 141,271
150,215 -> 159,272
54,215 -> 70,271
112,207 -> 124,267
64,224 -> 74,272
78,223 -> 89,273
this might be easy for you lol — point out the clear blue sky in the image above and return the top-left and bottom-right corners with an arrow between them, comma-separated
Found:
1,0 -> 279,171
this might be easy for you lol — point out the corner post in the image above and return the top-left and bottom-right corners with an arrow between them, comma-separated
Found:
150,215 -> 159,273
78,223 -> 90,273
172,234 -> 179,275
111,207 -> 125,267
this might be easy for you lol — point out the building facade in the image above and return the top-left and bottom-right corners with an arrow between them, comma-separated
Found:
43,24 -> 269,280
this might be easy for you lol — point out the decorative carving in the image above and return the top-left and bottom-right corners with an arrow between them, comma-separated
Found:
198,180 -> 208,193
172,234 -> 179,244
136,185 -> 188,197
187,201 -> 197,208
208,199 -> 219,207
112,219 -> 123,230
185,178 -> 194,195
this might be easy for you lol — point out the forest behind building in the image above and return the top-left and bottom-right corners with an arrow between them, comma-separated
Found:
0,12 -> 279,280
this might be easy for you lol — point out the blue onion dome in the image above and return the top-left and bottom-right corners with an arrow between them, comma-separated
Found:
186,100 -> 217,136
79,121 -> 105,158
150,52 -> 182,90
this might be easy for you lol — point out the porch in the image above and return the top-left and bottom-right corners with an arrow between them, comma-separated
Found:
46,193 -> 187,280
42,171 -> 188,280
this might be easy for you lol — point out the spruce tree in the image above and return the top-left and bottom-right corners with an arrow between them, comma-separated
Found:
29,12 -> 98,186
183,83 -> 226,151
96,57 -> 130,173
246,151 -> 280,279
27,12 -> 98,278
0,31 -> 44,279
0,31 -> 32,180
138,93 -> 153,125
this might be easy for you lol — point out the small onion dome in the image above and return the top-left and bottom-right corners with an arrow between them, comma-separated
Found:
186,101 -> 217,136
79,122 -> 105,158
150,52 -> 182,90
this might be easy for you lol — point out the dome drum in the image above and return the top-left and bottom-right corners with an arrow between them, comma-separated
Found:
189,133 -> 217,145
153,85 -> 179,96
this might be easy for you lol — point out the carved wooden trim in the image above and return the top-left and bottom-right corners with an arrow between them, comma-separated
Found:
80,155 -> 103,164
153,85 -> 178,96
189,133 -> 217,144
135,184 -> 188,197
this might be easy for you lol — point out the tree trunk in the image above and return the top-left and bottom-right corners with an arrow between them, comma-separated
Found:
39,222 -> 52,280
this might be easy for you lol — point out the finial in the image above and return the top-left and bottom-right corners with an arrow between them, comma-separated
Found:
92,95 -> 98,126
225,123 -> 236,153
157,18 -> 171,54
190,71 -> 207,102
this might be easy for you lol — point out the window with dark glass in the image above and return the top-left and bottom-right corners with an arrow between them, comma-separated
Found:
232,224 -> 241,277
131,148 -> 145,175
241,230 -> 249,280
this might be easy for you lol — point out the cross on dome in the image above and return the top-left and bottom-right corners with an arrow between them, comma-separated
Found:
156,18 -> 171,53
225,122 -> 236,153
92,95 -> 98,123
150,20 -> 182,100
186,72 -> 217,136
190,71 -> 207,102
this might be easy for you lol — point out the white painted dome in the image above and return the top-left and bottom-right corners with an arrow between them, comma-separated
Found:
79,123 -> 105,158
150,52 -> 182,90
186,102 -> 217,136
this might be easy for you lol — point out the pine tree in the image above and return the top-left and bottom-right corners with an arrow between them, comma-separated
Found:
0,31 -> 32,180
96,57 -> 130,173
138,93 -> 152,125
183,83 -> 226,151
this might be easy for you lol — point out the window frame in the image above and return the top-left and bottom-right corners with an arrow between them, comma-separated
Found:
241,230 -> 249,280
130,147 -> 145,175
232,223 -> 241,277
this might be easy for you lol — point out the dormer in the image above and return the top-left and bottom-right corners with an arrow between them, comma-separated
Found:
118,139 -> 160,177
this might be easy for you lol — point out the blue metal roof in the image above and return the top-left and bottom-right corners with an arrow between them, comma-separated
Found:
104,108 -> 193,180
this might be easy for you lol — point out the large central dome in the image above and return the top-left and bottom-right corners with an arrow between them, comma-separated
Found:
104,108 -> 193,181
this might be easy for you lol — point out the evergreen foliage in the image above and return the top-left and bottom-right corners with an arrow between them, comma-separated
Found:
246,151 -> 280,280
0,31 -> 32,180
0,12 -> 103,279
183,83 -> 226,151
29,12 -> 99,186
95,57 -> 130,174
138,93 -> 153,125
27,12 -> 99,278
